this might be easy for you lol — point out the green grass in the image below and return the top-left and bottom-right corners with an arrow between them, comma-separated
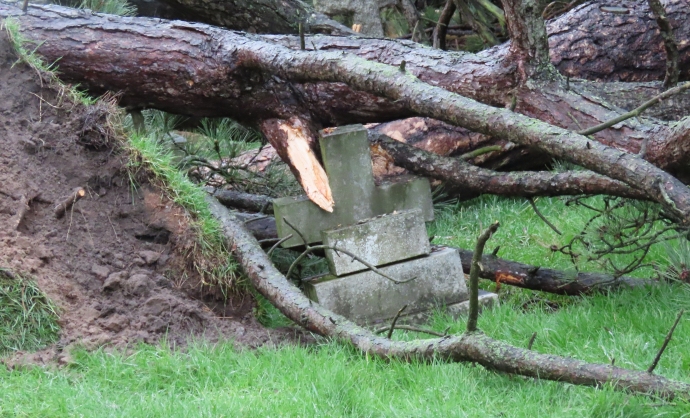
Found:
2,17 -> 98,106
429,194 -> 676,279
1,283 -> 688,416
0,269 -> 59,355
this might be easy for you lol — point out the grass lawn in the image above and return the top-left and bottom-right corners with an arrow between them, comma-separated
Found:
2,193 -> 689,417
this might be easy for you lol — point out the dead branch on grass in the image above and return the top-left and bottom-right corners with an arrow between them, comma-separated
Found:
207,196 -> 690,400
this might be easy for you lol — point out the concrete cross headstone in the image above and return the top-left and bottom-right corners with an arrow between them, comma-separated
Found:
273,124 -> 498,325
273,124 -> 433,248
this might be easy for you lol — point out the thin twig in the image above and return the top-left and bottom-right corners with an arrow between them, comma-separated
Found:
578,82 -> 690,136
467,221 -> 500,332
460,146 -> 503,161
106,213 -> 120,242
267,234 -> 293,257
646,0 -> 679,89
527,197 -> 562,235
387,305 -> 408,339
289,245 -> 417,284
283,218 -> 309,247
648,309 -> 685,373
374,324 -> 446,337
244,215 -> 269,225
528,332 -> 537,350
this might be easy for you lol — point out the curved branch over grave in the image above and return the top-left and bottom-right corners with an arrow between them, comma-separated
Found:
370,133 -> 649,200
206,196 -> 690,400
4,3 -> 690,223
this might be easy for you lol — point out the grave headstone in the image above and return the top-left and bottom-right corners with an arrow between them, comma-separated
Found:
273,125 -> 433,248
273,124 -> 497,325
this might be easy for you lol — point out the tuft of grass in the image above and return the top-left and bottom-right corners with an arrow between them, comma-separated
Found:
126,129 -> 242,292
76,0 -> 136,16
2,17 -> 97,106
0,269 -> 59,355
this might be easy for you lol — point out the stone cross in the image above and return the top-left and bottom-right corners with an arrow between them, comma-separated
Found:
273,124 -> 434,248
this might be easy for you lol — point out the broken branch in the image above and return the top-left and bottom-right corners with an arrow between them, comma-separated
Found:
467,221 -> 500,332
387,304 -> 408,339
54,187 -> 85,219
206,195 -> 690,400
578,82 -> 690,136
647,309 -> 685,374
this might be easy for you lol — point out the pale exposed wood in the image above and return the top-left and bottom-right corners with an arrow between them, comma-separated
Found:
54,187 -> 85,219
279,120 -> 334,212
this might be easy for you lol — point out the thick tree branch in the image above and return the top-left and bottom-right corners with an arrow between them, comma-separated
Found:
371,133 -> 649,200
206,196 -> 690,400
4,3 -> 690,221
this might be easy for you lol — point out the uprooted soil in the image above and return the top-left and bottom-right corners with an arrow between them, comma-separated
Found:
0,34 -> 306,364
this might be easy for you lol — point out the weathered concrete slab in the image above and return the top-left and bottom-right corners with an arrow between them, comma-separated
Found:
302,247 -> 467,325
322,209 -> 431,276
274,125 -> 433,248
393,290 -> 499,325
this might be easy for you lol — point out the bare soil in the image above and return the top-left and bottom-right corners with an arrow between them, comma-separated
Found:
0,34 -> 305,365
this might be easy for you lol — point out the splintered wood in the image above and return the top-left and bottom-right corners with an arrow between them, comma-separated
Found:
279,120 -> 334,212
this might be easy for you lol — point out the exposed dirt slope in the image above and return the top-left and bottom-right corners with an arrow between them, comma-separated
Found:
0,34 -> 301,364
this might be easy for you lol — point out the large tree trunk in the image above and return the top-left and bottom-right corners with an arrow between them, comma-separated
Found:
134,0 -> 354,35
140,0 -> 690,86
6,1 -> 690,178
3,2 -> 690,218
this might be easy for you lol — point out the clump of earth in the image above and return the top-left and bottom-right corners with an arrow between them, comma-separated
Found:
0,34 -> 305,365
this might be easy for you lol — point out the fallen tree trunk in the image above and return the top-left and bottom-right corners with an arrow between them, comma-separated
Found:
5,3 -> 690,223
206,196 -> 690,400
4,1 -> 690,178
145,0 -> 690,86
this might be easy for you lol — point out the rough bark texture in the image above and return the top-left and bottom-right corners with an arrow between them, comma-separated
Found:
5,2 -> 690,222
147,0 -> 690,84
6,1 -> 690,178
206,196 -> 690,400
455,249 -> 653,295
157,0 -> 353,35
548,0 -> 689,82
371,132 -> 649,200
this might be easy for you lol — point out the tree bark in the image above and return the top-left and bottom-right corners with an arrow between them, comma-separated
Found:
151,0 -> 353,35
370,132 -> 649,200
206,196 -> 690,400
5,2 -> 690,177
147,0 -> 690,85
5,2 -> 690,222
454,249 -> 653,295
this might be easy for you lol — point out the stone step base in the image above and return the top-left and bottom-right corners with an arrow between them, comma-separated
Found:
303,247 -> 468,325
